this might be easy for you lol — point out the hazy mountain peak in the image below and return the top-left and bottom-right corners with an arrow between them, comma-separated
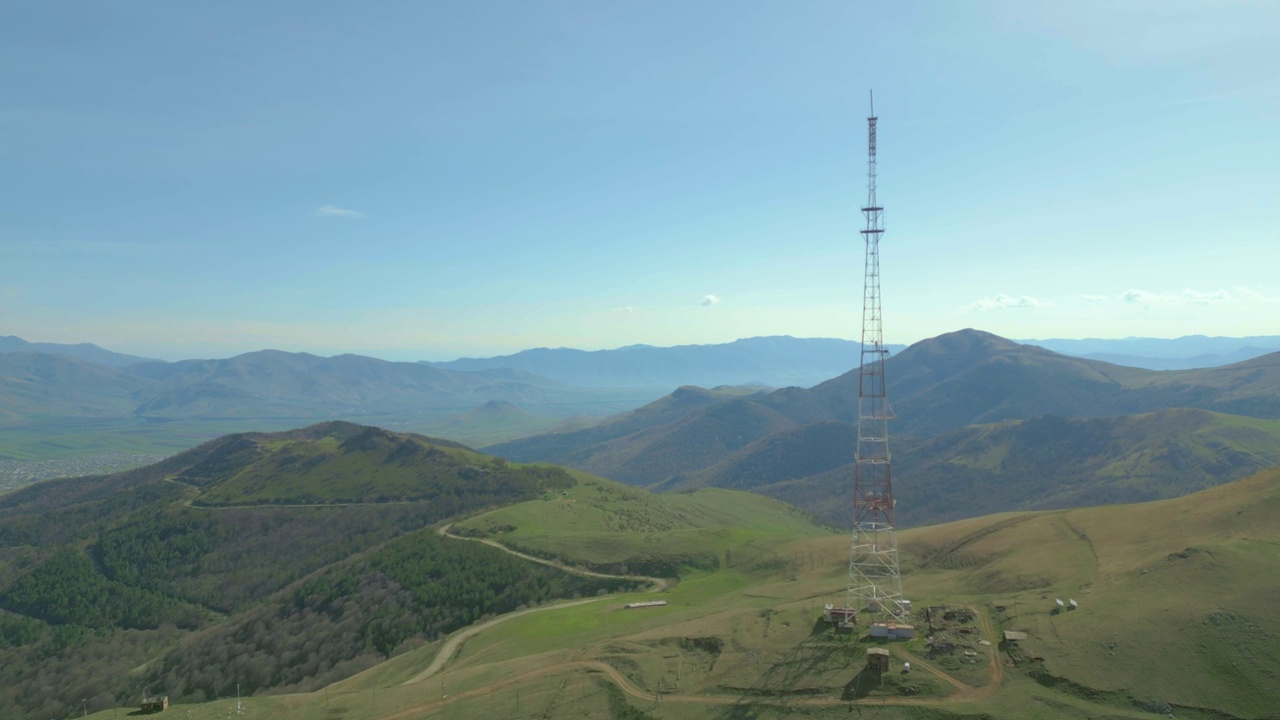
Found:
0,335 -> 159,367
902,328 -> 1025,356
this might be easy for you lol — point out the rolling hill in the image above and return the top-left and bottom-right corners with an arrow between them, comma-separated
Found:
0,422 -> 831,718
74,467 -> 1280,720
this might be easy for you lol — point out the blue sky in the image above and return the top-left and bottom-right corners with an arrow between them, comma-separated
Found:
2,1 -> 1277,361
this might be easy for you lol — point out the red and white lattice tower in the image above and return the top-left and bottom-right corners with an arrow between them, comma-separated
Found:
844,92 -> 907,624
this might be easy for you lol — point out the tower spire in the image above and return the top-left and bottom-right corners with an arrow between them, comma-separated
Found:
845,91 -> 907,625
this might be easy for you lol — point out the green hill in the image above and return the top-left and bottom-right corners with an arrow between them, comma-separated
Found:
453,470 -> 832,575
0,422 -> 628,716
900,467 -> 1280,718
81,468 -> 1280,720
0,421 -> 833,718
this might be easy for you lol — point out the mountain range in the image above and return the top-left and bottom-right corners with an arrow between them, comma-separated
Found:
487,329 -> 1280,524
0,335 -> 160,368
1023,333 -> 1280,370
0,349 -> 655,429
427,336 -> 906,389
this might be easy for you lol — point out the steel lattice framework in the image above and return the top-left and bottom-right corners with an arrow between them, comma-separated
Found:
845,92 -> 907,624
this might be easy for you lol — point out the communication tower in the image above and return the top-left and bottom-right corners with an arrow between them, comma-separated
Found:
844,91 -> 907,626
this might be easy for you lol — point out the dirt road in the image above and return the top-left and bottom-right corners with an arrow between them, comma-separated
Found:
388,602 -> 1007,717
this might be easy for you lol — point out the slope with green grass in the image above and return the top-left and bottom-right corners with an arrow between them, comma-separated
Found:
71,468 -> 1280,720
453,470 -> 832,575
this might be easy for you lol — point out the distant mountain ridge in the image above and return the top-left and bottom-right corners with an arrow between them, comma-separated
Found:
1023,334 -> 1280,370
0,335 -> 159,367
427,336 -> 907,389
0,348 -> 659,429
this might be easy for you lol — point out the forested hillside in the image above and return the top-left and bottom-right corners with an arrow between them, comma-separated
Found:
0,422 -> 628,717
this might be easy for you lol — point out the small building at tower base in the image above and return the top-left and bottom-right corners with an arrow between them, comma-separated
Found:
868,622 -> 916,640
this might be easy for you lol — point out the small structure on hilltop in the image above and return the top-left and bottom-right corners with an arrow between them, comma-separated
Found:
866,647 -> 891,673
869,622 -> 916,640
140,695 -> 169,713
824,603 -> 857,629
623,600 -> 667,610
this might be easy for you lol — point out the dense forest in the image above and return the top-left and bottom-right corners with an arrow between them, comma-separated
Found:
147,529 -> 637,701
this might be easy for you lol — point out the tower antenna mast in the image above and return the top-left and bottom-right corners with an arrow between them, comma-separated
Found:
845,90 -> 907,625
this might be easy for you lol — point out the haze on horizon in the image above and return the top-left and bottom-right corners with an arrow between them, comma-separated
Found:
2,1 -> 1277,362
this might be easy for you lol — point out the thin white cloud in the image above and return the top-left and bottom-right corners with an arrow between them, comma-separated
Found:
315,205 -> 366,219
701,294 -> 721,307
611,305 -> 636,313
963,294 -> 1049,312
1082,294 -> 1108,303
1122,288 -> 1230,307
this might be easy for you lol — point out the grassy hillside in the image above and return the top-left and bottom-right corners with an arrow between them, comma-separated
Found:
93,468 -> 1280,720
453,470 -> 832,575
901,467 -> 1280,718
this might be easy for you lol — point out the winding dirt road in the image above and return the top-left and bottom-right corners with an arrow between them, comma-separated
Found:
388,641 -> 1003,720
400,526 -> 668,687
436,523 -> 669,591
391,597 -> 1005,717
402,596 -> 604,686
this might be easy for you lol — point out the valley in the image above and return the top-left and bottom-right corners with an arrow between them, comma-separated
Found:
3,331 -> 1279,719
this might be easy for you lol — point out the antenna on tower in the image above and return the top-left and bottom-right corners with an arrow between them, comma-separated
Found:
843,90 -> 908,630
